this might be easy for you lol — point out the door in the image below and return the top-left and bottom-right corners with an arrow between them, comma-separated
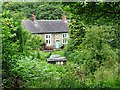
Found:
55,40 -> 60,49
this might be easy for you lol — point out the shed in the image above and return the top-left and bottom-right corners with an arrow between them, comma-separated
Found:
47,54 -> 67,65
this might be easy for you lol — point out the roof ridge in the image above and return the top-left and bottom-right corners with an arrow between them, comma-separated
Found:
37,20 -> 63,21
22,20 -> 70,21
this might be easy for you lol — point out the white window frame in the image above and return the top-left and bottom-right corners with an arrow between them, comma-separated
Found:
45,34 -> 51,45
62,33 -> 68,44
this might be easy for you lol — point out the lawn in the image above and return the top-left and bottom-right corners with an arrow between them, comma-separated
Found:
35,50 -> 65,62
51,50 -> 64,57
40,50 -> 64,57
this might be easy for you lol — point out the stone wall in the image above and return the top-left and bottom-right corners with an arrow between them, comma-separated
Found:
39,33 -> 68,48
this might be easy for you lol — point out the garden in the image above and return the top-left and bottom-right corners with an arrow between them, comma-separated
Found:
2,2 -> 120,89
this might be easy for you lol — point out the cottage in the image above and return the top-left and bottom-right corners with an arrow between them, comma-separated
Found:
22,14 -> 69,49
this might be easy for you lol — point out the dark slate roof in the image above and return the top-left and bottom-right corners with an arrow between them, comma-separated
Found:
22,20 -> 69,34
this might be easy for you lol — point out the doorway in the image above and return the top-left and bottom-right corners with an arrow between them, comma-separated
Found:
55,40 -> 60,49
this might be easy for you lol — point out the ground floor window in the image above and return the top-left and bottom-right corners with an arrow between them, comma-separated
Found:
62,33 -> 68,44
45,34 -> 51,45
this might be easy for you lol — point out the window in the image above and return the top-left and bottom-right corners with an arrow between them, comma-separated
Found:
45,34 -> 51,45
62,33 -> 68,44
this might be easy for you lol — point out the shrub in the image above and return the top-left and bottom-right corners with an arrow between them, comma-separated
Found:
93,64 -> 119,88
65,26 -> 118,73
12,56 -> 87,88
12,57 -> 61,88
44,46 -> 54,50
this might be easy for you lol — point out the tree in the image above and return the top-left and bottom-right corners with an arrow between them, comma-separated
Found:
2,9 -> 44,88
64,2 -> 119,51
67,2 -> 119,25
64,2 -> 119,73
35,3 -> 63,20
2,2 -> 64,20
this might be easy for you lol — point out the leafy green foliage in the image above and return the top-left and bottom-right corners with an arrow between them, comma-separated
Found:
23,31 -> 44,52
2,2 -> 120,88
36,3 -> 63,20
2,10 -> 44,88
69,19 -> 86,50
68,2 -> 119,25
2,11 -> 21,71
85,59 -> 119,88
12,55 -> 82,88
66,25 -> 118,73
12,51 -> 119,88
52,50 -> 64,57
64,2 -> 119,88
2,2 -> 64,20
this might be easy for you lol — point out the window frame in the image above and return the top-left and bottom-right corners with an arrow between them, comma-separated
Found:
45,34 -> 51,45
62,33 -> 68,44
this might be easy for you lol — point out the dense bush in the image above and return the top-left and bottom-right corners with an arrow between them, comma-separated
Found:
12,56 -> 84,88
64,2 -> 119,88
12,57 -> 60,88
12,53 -> 120,88
84,59 -> 119,88
2,2 -> 64,20
64,23 -> 119,88
65,26 -> 118,73
2,10 -> 44,88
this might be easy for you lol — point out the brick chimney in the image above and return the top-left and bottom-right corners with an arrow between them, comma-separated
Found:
31,13 -> 36,22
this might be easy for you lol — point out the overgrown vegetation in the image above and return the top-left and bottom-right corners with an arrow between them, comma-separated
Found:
2,9 -> 44,88
2,2 -> 120,89
64,2 -> 119,88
